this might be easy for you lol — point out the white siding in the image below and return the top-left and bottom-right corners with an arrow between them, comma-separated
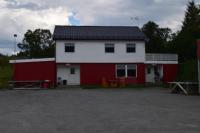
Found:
56,40 -> 145,63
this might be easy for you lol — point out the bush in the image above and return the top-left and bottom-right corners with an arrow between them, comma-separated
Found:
0,57 -> 13,89
177,59 -> 198,82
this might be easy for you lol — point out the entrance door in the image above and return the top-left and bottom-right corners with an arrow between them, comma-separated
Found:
145,65 -> 163,83
67,66 -> 80,85
57,65 -> 80,85
146,65 -> 155,83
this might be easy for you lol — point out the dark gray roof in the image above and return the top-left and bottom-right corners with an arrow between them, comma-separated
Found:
53,26 -> 146,41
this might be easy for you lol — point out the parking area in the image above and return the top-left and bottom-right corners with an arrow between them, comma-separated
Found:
0,88 -> 199,133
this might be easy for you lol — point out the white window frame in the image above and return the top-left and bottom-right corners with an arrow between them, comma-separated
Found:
105,43 -> 115,53
65,43 -> 75,53
116,64 -> 137,78
126,43 -> 136,53
116,64 -> 126,78
70,67 -> 75,75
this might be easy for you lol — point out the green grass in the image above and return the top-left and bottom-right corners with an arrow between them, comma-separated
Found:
0,56 -> 13,89
81,83 -> 164,89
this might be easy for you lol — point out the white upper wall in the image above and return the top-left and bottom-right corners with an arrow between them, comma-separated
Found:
56,40 -> 145,63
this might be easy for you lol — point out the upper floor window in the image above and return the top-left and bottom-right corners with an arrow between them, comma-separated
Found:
105,43 -> 114,53
65,43 -> 75,52
126,43 -> 136,53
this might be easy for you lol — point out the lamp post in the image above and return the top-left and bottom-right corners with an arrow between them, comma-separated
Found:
13,34 -> 17,55
12,34 -> 17,83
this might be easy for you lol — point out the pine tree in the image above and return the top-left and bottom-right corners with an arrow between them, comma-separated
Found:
173,0 -> 200,61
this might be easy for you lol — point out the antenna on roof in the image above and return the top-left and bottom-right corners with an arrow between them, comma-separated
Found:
130,16 -> 140,27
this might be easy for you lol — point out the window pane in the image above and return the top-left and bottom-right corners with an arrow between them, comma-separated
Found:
127,69 -> 136,77
105,43 -> 114,53
117,64 -> 125,69
117,69 -> 126,77
105,47 -> 114,53
127,64 -> 136,77
127,44 -> 135,53
147,67 -> 151,74
127,64 -> 136,69
106,44 -> 114,47
70,67 -> 75,74
116,64 -> 125,77
65,43 -> 75,52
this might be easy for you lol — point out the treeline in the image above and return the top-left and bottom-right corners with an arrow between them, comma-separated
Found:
17,29 -> 55,58
142,0 -> 200,62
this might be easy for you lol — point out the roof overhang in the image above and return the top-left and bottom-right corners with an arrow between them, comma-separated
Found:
9,58 -> 55,64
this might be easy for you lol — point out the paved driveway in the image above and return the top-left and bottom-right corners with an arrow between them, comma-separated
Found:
0,88 -> 199,133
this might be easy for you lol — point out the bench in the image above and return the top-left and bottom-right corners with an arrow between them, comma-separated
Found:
8,80 -> 43,89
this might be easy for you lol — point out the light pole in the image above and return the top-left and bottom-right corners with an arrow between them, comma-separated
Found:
13,34 -> 17,55
12,34 -> 17,83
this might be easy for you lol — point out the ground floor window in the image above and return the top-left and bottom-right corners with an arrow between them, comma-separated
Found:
116,64 -> 137,78
116,64 -> 126,77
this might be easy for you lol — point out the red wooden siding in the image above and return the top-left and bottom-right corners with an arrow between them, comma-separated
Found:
13,61 -> 56,84
137,63 -> 145,84
162,64 -> 178,82
80,63 -> 145,85
80,64 -> 115,85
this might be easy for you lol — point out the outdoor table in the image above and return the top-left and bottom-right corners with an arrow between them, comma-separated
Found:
168,82 -> 198,95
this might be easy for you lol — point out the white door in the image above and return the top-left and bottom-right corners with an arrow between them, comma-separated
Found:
146,65 -> 155,83
67,66 -> 80,85
145,65 -> 163,83
57,65 -> 80,85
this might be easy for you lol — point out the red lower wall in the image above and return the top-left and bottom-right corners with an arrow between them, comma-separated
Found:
13,61 -> 56,84
163,64 -> 178,83
80,63 -> 115,85
80,63 -> 145,85
137,63 -> 146,84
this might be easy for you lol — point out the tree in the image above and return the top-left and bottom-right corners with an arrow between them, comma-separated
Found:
142,21 -> 172,53
172,0 -> 200,62
17,29 -> 55,58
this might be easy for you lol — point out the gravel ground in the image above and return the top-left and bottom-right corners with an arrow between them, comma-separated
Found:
0,88 -> 199,133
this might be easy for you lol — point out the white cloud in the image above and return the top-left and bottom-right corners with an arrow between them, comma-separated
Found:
0,48 -> 17,55
0,6 -> 71,39
0,2 -> 72,55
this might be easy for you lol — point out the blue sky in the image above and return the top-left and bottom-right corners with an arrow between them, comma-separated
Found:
0,0 -> 199,55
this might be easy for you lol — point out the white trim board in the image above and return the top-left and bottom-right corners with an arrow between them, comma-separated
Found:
145,61 -> 178,64
9,58 -> 55,64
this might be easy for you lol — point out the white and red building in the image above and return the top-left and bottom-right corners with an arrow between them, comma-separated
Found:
10,26 -> 178,86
